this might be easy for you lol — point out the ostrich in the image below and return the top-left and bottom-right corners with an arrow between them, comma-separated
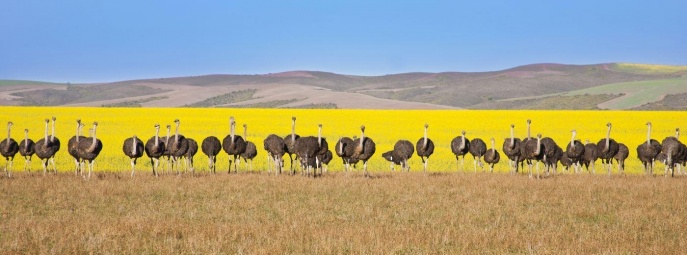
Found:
283,117 -> 300,173
19,128 -> 35,172
559,149 -> 574,172
415,124 -> 435,173
637,122 -> 661,176
161,124 -> 172,174
1,122 -> 19,177
469,138 -> 487,172
484,138 -> 501,173
168,119 -> 189,174
451,131 -> 470,171
34,119 -> 60,176
263,134 -> 286,175
544,145 -> 563,175
240,124 -> 257,172
123,135 -> 144,177
502,125 -> 522,174
68,120 -> 85,175
294,124 -> 328,177
335,136 -> 356,172
145,124 -> 165,177
184,138 -> 198,174
382,140 -> 414,172
614,143 -> 629,174
318,150 -> 333,174
661,129 -> 685,177
523,134 -> 544,179
581,140 -> 599,173
597,123 -> 620,176
351,125 -> 376,177
201,136 -> 221,173
77,122 -> 103,179
222,117 -> 246,173
566,130 -> 585,173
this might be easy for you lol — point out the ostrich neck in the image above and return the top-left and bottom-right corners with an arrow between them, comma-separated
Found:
75,123 -> 80,142
89,128 -> 98,151
359,130 -> 365,148
647,125 -> 651,145
51,120 -> 56,142
527,123 -> 531,139
491,139 -> 495,150
318,127 -> 322,146
6,125 -> 10,144
570,132 -> 575,148
423,128 -> 428,149
510,127 -> 514,147
535,137 -> 541,155
605,126 -> 611,151
155,128 -> 159,145
131,137 -> 137,155
43,122 -> 48,147
230,123 -> 235,142
459,135 -> 465,150
166,128 -> 170,144
291,121 -> 296,144
175,123 -> 180,143
244,126 -> 248,141
24,131 -> 28,145
339,139 -> 343,154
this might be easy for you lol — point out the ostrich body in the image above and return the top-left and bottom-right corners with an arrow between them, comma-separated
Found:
201,136 -> 221,173
264,134 -> 286,175
451,131 -> 470,171
351,125 -> 376,177
597,123 -> 620,176
145,124 -> 165,176
34,118 -> 60,175
184,138 -> 198,174
318,150 -> 333,174
283,117 -> 300,173
637,122 -> 661,176
18,128 -> 35,172
382,140 -> 414,172
566,130 -> 585,173
335,136 -> 357,171
160,125 -> 172,174
469,138 -> 487,172
123,135 -> 144,177
614,143 -> 629,174
1,122 -> 19,177
580,140 -> 599,173
523,133 -> 544,179
415,124 -> 435,173
502,125 -> 522,174
68,120 -> 85,175
544,144 -> 563,175
168,119 -> 189,174
223,117 -> 246,173
382,151 -> 404,171
239,124 -> 258,172
559,149 -> 574,172
661,130 -> 686,177
77,122 -> 103,179
484,138 -> 501,173
294,124 -> 328,177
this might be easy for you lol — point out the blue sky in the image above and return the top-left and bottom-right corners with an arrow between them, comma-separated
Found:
2,0 -> 686,83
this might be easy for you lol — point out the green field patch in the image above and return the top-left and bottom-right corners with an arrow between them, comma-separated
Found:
564,76 -> 687,109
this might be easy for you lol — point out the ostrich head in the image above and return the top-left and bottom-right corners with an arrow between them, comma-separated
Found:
52,116 -> 56,121
77,119 -> 81,124
511,124 -> 515,128
361,125 -> 366,132
527,119 -> 531,124
585,139 -> 590,145
318,124 -> 322,146
462,130 -> 466,136
7,121 -> 13,128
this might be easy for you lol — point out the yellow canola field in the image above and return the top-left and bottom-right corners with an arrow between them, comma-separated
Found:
2,106 -> 686,175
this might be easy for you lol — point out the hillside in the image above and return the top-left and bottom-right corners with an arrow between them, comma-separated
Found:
2,63 -> 686,109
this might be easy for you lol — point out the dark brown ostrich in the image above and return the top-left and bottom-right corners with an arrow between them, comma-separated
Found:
68,120 -> 85,175
559,149 -> 574,172
263,134 -> 285,175
161,124 -> 172,174
597,123 -> 620,177
637,122 -> 661,176
614,143 -> 629,174
19,128 -> 35,172
318,150 -> 333,174
415,124 -> 435,173
240,124 -> 257,172
544,144 -> 563,175
283,117 -> 300,173
661,128 -> 685,177
223,117 -> 246,173
469,138 -> 487,172
77,122 -> 103,179
335,136 -> 357,172
184,138 -> 198,174
451,131 -> 470,171
566,130 -> 585,173
484,138 -> 501,173
523,134 -> 544,179
145,124 -> 165,177
1,122 -> 19,177
168,119 -> 189,174
351,125 -> 376,177
581,140 -> 599,173
34,119 -> 60,176
502,124 -> 522,174
294,124 -> 328,177
201,136 -> 221,174
382,140 -> 414,172
123,135 -> 144,177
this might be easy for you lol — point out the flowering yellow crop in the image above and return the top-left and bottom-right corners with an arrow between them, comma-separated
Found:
1,106 -> 685,175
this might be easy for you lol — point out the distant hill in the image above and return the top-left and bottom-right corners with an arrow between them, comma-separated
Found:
2,63 -> 686,109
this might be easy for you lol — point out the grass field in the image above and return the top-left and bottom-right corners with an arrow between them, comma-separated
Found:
1,173 -> 686,253
565,76 -> 687,109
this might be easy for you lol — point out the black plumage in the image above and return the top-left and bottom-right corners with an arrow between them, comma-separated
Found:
351,125 -> 376,177
239,124 -> 257,172
597,123 -> 620,176
34,118 -> 60,175
145,124 -> 165,176
68,120 -> 85,175
1,122 -> 19,177
201,136 -> 221,174
168,119 -> 189,174
637,122 -> 661,176
565,130 -> 585,173
580,140 -> 599,173
283,117 -> 300,173
484,138 -> 501,173
415,124 -> 435,173
614,143 -> 629,174
77,122 -> 103,179
263,134 -> 286,175
523,133 -> 544,179
451,131 -> 470,171
18,128 -> 35,172
123,135 -> 144,177
185,138 -> 198,174
469,138 -> 487,172
223,117 -> 246,173
382,140 -> 414,172
294,124 -> 328,177
335,136 -> 356,171
661,130 -> 685,177
502,125 -> 522,174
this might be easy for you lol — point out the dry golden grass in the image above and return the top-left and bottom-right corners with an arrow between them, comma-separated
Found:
2,172 -> 686,254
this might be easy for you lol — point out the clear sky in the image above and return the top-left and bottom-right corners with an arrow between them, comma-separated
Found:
2,0 -> 686,83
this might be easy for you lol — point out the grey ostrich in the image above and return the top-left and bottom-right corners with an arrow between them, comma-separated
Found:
637,122 -> 661,176
580,140 -> 599,173
415,124 -> 435,173
502,125 -> 522,174
283,117 -> 300,173
68,120 -> 85,175
540,136 -> 559,175
559,148 -> 574,172
201,136 -> 221,173
335,136 -> 356,172
294,124 -> 328,177
523,134 -> 544,179
123,135 -> 144,177
614,143 -> 629,174
240,124 -> 257,172
382,140 -> 414,172
661,128 -> 686,177
469,138 -> 487,172
184,138 -> 198,174
597,123 -> 620,176
351,125 -> 376,177
1,122 -> 19,177
484,138 -> 501,173
77,122 -> 103,179
318,150 -> 333,174
145,124 -> 165,177
34,119 -> 60,176
223,117 -> 246,173
566,130 -> 585,173
168,119 -> 189,175
263,134 -> 286,175
451,131 -> 470,171
19,128 -> 35,172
